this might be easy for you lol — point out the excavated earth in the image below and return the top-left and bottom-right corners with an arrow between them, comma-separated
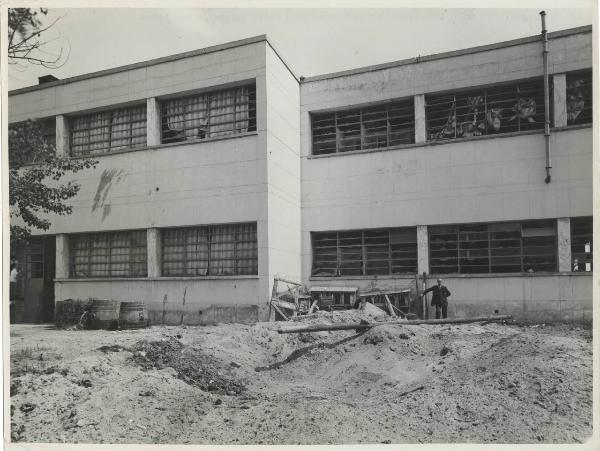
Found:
9,316 -> 593,445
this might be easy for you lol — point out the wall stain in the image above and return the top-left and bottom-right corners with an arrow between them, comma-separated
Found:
92,168 -> 126,221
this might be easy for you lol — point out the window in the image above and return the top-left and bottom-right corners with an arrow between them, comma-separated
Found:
571,217 -> 592,272
162,222 -> 257,276
311,99 -> 415,155
311,228 -> 417,276
429,220 -> 557,274
566,70 -> 592,125
161,84 -> 256,144
70,104 -> 147,157
426,79 -> 547,141
70,230 -> 147,278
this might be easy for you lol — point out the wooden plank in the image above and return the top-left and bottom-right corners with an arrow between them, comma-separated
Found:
272,304 -> 289,321
384,294 -> 397,318
278,315 -> 512,334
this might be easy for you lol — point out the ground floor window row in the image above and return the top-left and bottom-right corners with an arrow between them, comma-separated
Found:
311,217 -> 592,277
69,222 -> 258,278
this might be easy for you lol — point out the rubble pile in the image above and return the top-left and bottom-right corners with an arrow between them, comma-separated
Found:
132,337 -> 246,395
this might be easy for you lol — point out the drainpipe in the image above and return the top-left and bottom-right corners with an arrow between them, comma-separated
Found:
541,11 -> 551,184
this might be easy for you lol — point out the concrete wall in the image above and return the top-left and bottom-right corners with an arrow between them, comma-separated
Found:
10,39 -> 273,321
300,29 -> 593,322
54,278 -> 260,325
264,44 -> 302,308
439,274 -> 592,322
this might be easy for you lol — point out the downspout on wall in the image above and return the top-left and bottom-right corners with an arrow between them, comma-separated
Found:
541,11 -> 552,184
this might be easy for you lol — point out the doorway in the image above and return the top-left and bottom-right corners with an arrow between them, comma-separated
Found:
22,236 -> 55,323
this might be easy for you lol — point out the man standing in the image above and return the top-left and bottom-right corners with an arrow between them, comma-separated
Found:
422,278 -> 451,319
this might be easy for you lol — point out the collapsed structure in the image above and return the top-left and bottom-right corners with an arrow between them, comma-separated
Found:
9,25 -> 593,324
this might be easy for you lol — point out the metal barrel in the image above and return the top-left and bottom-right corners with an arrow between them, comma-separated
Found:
119,302 -> 149,329
88,299 -> 121,330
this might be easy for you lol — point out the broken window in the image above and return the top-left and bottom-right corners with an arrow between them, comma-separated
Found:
161,84 -> 256,144
70,230 -> 147,278
426,78 -> 547,141
566,70 -> 592,125
429,220 -> 557,274
311,228 -> 417,276
311,98 -> 415,156
70,105 -> 147,157
162,222 -> 257,277
571,216 -> 592,272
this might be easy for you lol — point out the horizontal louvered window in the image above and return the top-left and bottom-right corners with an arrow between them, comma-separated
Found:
311,99 -> 415,155
161,84 -> 256,144
311,228 -> 417,276
426,79 -> 548,141
566,70 -> 592,125
162,222 -> 257,276
70,230 -> 147,278
429,220 -> 557,274
571,216 -> 592,272
70,105 -> 147,156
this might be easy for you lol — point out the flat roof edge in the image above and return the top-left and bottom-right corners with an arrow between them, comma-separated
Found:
8,34 -> 268,96
302,25 -> 592,83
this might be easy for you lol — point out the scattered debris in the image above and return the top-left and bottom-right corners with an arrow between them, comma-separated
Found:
132,337 -> 245,395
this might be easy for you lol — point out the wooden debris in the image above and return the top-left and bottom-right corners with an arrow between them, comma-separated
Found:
278,315 -> 512,334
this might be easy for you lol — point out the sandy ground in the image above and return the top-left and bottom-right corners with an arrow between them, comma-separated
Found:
9,316 -> 593,445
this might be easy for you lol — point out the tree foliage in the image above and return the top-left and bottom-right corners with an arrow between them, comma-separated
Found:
8,8 -> 66,68
9,121 -> 97,245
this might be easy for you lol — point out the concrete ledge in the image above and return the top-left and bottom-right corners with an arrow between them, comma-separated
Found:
311,272 -> 592,281
55,275 -> 259,282
63,131 -> 259,161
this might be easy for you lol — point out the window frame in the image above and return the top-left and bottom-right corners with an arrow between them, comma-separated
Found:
69,230 -> 148,278
310,98 -> 415,156
160,83 -> 257,145
161,222 -> 258,277
429,220 -> 558,275
425,78 -> 550,142
311,227 -> 418,277
570,216 -> 593,272
566,70 -> 593,126
69,104 -> 148,157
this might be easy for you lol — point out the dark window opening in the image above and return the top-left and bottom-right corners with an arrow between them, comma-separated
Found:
426,79 -> 548,141
429,220 -> 557,274
311,98 -> 415,156
571,216 -> 592,272
566,70 -> 592,125
311,227 -> 417,276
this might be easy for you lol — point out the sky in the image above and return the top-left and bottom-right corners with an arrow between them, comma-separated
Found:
7,6 -> 594,90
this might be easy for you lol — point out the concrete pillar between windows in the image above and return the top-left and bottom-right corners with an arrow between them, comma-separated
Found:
147,228 -> 162,277
414,94 -> 427,144
147,98 -> 161,146
55,234 -> 70,279
56,115 -> 70,157
557,217 -> 571,272
417,225 -> 429,274
553,73 -> 567,128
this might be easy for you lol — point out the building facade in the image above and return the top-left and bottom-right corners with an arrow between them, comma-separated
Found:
8,26 -> 593,324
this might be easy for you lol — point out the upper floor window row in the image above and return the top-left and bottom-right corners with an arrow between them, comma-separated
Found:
161,84 -> 256,144
311,99 -> 415,156
70,104 -> 147,157
426,78 -> 548,142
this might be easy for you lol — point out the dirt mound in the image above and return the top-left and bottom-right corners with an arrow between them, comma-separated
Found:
132,337 -> 245,395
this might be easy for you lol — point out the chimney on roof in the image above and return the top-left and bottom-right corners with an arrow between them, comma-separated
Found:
38,75 -> 59,84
